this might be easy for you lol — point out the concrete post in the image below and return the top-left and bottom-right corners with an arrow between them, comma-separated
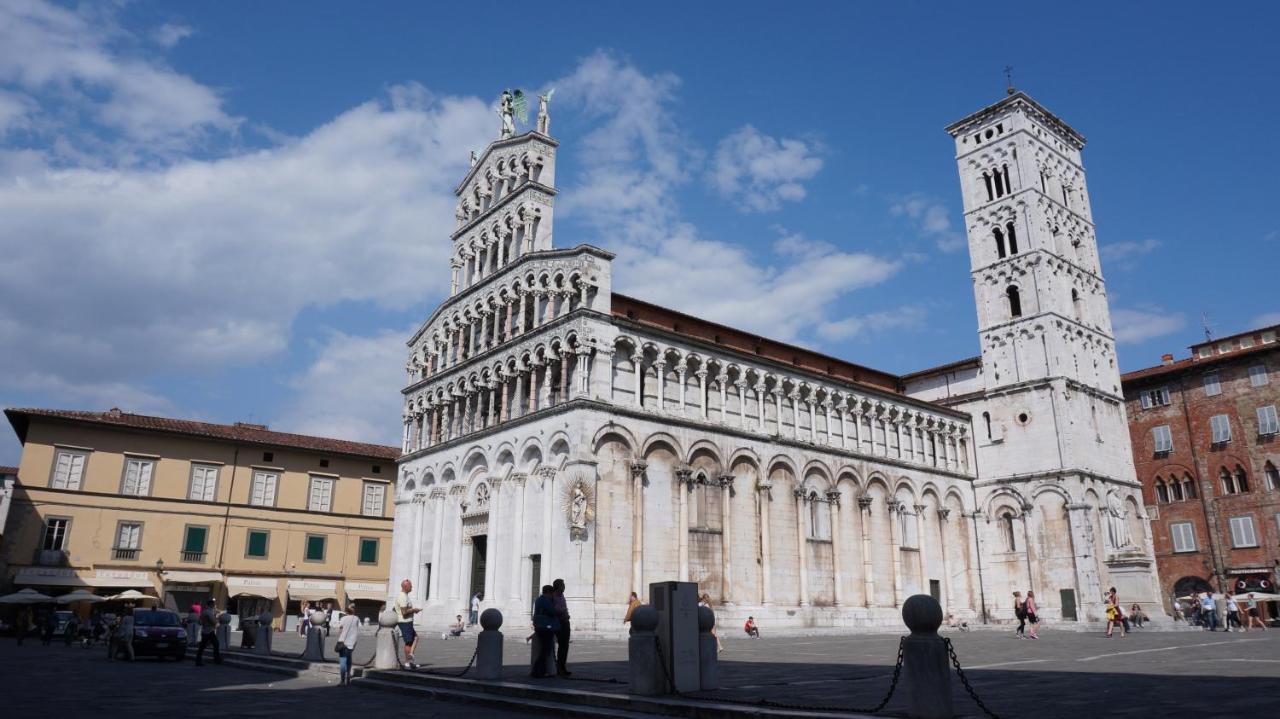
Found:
253,610 -> 273,655
627,605 -> 663,696
186,614 -> 200,647
475,609 -> 504,680
697,605 -> 719,691
303,610 -> 328,662
374,609 -> 401,670
215,612 -> 231,649
901,594 -> 953,719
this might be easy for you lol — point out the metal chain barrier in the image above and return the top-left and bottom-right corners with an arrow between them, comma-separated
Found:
423,647 -> 479,677
944,637 -> 1002,719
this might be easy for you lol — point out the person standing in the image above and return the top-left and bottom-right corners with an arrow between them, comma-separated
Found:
299,601 -> 311,636
394,579 -> 422,669
336,602 -> 360,685
118,606 -> 136,660
64,614 -> 80,646
1224,593 -> 1241,631
1200,591 -> 1220,632
1012,591 -> 1026,638
195,605 -> 222,666
530,585 -> 559,678
552,578 -> 571,677
699,593 -> 723,652
39,608 -> 55,646
1024,591 -> 1040,639
469,592 -> 482,626
623,592 -> 641,627
1105,588 -> 1126,638
1244,593 -> 1268,631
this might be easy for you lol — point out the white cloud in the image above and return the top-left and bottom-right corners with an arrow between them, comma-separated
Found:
1111,307 -> 1186,345
0,84 -> 493,405
709,125 -> 823,212
890,194 -> 964,252
152,23 -> 194,49
554,52 -> 900,342
817,307 -> 928,342
1099,238 -> 1160,269
0,0 -> 238,157
273,329 -> 408,446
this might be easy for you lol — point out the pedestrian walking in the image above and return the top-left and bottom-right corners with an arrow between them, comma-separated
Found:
1199,591 -> 1220,631
1025,591 -> 1040,639
64,614 -> 79,646
530,585 -> 559,678
336,602 -> 360,685
1244,594 -> 1268,631
39,608 -> 55,646
394,579 -> 422,669
1171,596 -> 1185,622
299,600 -> 311,636
623,591 -> 641,627
1105,588 -> 1126,638
699,593 -> 723,651
1012,591 -> 1027,638
194,605 -> 222,666
1225,593 -> 1241,631
469,592 -> 482,626
116,606 -> 136,660
552,578 -> 571,677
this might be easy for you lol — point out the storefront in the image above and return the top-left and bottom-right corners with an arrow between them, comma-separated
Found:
226,576 -> 279,630
285,579 -> 337,632
161,571 -> 223,619
343,581 -> 389,622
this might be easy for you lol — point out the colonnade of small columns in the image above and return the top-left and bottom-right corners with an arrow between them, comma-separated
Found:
451,202 -> 546,295
456,150 -> 548,228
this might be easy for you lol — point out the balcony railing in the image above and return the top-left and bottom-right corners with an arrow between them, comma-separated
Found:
111,548 -> 139,561
180,551 -> 207,563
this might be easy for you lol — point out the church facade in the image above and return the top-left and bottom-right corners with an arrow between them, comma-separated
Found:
387,89 -> 1161,632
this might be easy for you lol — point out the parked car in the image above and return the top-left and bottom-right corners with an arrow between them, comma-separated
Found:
124,608 -> 187,660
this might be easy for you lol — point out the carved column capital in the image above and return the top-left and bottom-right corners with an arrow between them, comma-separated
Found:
627,460 -> 648,478
937,507 -> 952,521
913,503 -> 927,515
825,489 -> 842,506
792,487 -> 808,501
857,495 -> 873,510
717,474 -> 735,490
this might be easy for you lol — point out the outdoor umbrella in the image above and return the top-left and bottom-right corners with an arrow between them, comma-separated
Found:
0,588 -> 55,604
1238,593 -> 1280,602
56,590 -> 105,604
106,590 -> 158,603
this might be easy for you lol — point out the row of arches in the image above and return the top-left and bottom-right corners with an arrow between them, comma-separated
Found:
455,149 -> 549,227
451,201 -> 548,293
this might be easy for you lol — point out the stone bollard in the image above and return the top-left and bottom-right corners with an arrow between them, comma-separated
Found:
697,605 -> 719,691
216,612 -> 231,648
627,605 -> 663,696
474,608 -> 504,680
303,609 -> 328,662
187,613 -> 200,647
253,610 -> 273,655
901,594 -> 953,719
374,609 -> 402,670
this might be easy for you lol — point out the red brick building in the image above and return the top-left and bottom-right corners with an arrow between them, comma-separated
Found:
1122,324 -> 1280,610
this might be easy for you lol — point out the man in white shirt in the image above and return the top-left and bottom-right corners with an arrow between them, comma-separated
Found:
394,579 -> 422,668
470,592 -> 482,625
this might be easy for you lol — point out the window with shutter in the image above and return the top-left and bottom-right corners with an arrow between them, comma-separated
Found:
308,477 -> 334,512
362,482 -> 385,517
1152,425 -> 1173,453
1170,522 -> 1196,552
52,450 -> 87,490
245,530 -> 269,558
1229,516 -> 1258,548
116,522 -> 142,550
1249,365 -> 1270,387
183,525 -> 208,553
305,534 -> 326,561
250,472 -> 277,507
42,518 -> 69,550
189,464 -> 218,501
1257,405 -> 1279,435
358,537 -> 379,564
1210,414 -> 1232,443
1204,373 -> 1222,396
121,459 -> 154,496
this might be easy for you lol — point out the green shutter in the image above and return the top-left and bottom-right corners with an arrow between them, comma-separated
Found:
184,526 -> 207,553
246,530 -> 268,558
359,538 -> 378,564
305,535 -> 326,561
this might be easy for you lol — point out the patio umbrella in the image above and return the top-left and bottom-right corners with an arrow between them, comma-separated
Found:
56,590 -> 105,604
1238,593 -> 1280,602
106,589 -> 158,603
0,588 -> 55,604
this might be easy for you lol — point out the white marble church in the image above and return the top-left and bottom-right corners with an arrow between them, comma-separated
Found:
387,88 -> 1162,633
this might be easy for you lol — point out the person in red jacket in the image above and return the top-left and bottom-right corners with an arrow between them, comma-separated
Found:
743,616 -> 759,638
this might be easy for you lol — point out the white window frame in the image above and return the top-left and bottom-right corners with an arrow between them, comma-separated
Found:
42,517 -> 70,551
1139,387 -> 1171,409
308,476 -> 334,513
1170,521 -> 1196,553
115,521 -> 143,550
249,471 -> 278,507
1267,464 -> 1279,492
1257,405 -> 1279,435
1203,372 -> 1222,397
1210,414 -> 1232,443
189,464 -> 219,502
1152,425 -> 1173,453
1228,515 -> 1258,548
120,457 -> 155,497
51,449 -> 87,490
362,481 -> 386,517
1249,365 -> 1269,387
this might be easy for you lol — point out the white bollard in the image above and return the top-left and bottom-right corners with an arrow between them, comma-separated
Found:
253,610 -> 273,655
303,609 -> 328,662
697,605 -> 719,691
474,608 -> 503,680
901,594 -> 954,719
374,609 -> 401,670
627,605 -> 663,696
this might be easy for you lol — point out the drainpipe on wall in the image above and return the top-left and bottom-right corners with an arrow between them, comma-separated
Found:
215,445 -> 241,574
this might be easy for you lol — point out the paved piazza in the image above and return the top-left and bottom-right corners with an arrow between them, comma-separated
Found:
9,628 -> 1273,718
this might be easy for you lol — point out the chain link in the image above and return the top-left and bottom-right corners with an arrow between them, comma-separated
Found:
945,637 -> 1002,719
423,647 -> 479,677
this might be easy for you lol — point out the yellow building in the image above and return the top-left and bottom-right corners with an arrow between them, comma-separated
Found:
1,407 -> 398,629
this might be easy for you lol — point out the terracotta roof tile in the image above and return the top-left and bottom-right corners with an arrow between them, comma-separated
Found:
5,408 -> 400,461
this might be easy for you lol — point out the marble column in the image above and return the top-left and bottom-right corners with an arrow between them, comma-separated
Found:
790,394 -> 801,440
483,477 -> 503,604
540,468 -> 556,591
428,488 -> 446,604
677,367 -> 688,415
719,474 -> 735,603
676,468 -> 692,581
794,487 -> 810,607
914,504 -> 929,598
507,474 -> 528,605
559,351 -> 570,404
527,366 -> 538,413
735,381 -> 747,427
655,360 -> 667,412
410,493 -> 426,603
717,374 -> 729,422
755,383 -> 767,431
936,508 -> 953,614
450,488 -> 467,600
859,496 -> 875,607
827,489 -> 843,606
632,352 -> 644,408
697,371 -> 708,419
758,480 -> 773,605
630,461 -> 648,598
575,347 -> 592,397
888,500 -> 903,606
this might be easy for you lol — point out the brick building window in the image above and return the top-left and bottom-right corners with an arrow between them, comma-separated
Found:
1181,474 -> 1197,499
1204,373 -> 1222,397
1265,462 -> 1279,492
1249,364 -> 1270,387
1170,521 -> 1196,552
1139,387 -> 1171,409
1210,414 -> 1232,443
1169,477 -> 1184,501
1221,466 -> 1250,495
1155,478 -> 1170,504
1228,516 -> 1258,548
1151,425 -> 1173,453
1257,405 -> 1279,435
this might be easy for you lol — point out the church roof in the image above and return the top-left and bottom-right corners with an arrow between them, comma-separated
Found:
945,91 -> 1087,149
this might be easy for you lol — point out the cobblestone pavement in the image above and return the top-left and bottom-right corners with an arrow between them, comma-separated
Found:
9,626 -> 1279,717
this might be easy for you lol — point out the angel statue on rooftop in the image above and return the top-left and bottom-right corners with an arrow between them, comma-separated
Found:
498,89 -> 528,139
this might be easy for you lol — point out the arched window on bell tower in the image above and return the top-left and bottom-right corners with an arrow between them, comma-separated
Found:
1005,221 -> 1018,254
993,227 -> 1007,259
1006,286 -> 1022,319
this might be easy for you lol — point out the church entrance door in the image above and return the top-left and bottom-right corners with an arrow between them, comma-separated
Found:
470,535 -> 487,600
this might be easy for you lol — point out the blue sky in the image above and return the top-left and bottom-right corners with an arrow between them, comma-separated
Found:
1,1 -> 1277,464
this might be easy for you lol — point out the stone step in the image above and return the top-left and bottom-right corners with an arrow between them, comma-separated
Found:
220,650 -> 343,682
359,669 -> 880,719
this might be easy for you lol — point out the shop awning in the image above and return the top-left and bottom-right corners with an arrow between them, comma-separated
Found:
227,576 -> 279,599
13,568 -> 90,588
91,570 -> 155,589
163,570 -> 223,584
287,579 -> 337,601
344,581 -> 388,602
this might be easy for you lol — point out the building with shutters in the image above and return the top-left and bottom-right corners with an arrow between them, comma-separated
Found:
1121,324 -> 1280,610
1,407 -> 397,628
